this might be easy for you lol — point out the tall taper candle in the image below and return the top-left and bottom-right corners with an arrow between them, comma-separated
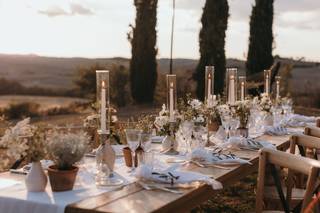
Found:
101,81 -> 107,133
276,76 -> 281,99
169,82 -> 174,122
241,82 -> 245,101
230,75 -> 235,104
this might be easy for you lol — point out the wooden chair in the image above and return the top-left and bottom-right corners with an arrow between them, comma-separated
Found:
256,147 -> 320,212
305,126 -> 320,138
317,119 -> 320,128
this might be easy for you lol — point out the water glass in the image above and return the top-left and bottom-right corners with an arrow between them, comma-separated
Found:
125,129 -> 142,173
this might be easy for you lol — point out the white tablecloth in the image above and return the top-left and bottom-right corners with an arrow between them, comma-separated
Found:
0,157 -> 133,213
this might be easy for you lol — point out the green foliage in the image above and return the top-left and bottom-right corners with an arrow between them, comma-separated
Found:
2,102 -> 40,119
74,64 -> 131,107
194,0 -> 229,100
246,0 -> 274,75
128,0 -> 158,103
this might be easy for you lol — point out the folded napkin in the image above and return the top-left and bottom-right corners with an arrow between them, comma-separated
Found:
284,114 -> 317,127
264,126 -> 288,136
191,148 -> 250,165
218,137 -> 275,150
135,164 -> 222,190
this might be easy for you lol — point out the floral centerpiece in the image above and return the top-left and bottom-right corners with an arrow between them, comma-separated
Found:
154,104 -> 179,136
203,96 -> 222,131
234,100 -> 251,137
178,95 -> 206,126
253,93 -> 274,126
46,130 -> 89,191
254,93 -> 273,114
234,100 -> 251,129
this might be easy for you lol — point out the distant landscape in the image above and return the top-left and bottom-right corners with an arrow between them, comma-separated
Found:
0,53 -> 319,112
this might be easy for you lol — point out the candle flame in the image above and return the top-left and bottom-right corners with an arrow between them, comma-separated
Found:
208,73 -> 211,78
241,82 -> 245,86
102,80 -> 105,88
170,82 -> 174,87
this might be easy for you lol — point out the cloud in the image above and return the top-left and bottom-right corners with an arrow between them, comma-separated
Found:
38,3 -> 94,17
38,5 -> 68,17
70,3 -> 94,16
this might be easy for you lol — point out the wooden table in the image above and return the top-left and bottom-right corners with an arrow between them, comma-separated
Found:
65,134 -> 293,213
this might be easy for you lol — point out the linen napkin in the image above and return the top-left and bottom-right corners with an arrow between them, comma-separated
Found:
264,126 -> 288,136
217,137 -> 275,150
135,164 -> 222,190
191,148 -> 250,165
284,114 -> 317,127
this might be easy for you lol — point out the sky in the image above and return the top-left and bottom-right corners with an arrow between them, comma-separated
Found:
0,0 -> 319,61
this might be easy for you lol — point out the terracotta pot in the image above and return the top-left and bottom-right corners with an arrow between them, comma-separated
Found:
25,161 -> 47,192
47,165 -> 79,192
123,147 -> 143,167
208,121 -> 220,132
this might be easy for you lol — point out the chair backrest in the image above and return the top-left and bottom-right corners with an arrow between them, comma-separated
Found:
256,148 -> 320,213
305,126 -> 320,138
317,119 -> 320,128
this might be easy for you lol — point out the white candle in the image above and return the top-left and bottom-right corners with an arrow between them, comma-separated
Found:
101,81 -> 107,133
265,74 -> 269,95
207,73 -> 212,100
230,75 -> 235,104
241,82 -> 245,101
169,82 -> 174,122
276,80 -> 280,99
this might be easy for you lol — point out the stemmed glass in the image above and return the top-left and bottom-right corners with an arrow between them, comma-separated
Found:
125,129 -> 142,173
221,114 -> 231,140
140,132 -> 152,152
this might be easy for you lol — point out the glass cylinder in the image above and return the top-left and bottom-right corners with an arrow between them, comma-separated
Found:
96,70 -> 110,134
264,69 -> 271,95
226,68 -> 238,105
205,66 -> 214,104
166,74 -> 177,122
238,76 -> 246,101
275,75 -> 281,99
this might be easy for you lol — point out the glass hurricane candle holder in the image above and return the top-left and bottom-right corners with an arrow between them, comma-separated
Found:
96,70 -> 110,134
238,76 -> 246,101
166,74 -> 177,122
205,66 -> 214,105
226,68 -> 238,105
264,69 -> 271,95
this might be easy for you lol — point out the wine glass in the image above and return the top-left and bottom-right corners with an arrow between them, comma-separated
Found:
125,129 -> 142,173
221,115 -> 231,140
140,132 -> 152,152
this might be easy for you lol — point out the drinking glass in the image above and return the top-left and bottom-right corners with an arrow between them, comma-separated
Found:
221,115 -> 231,139
140,132 -> 152,152
125,129 -> 142,173
229,117 -> 240,137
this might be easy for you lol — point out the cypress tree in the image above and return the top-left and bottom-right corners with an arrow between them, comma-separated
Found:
128,0 -> 158,103
246,0 -> 274,75
194,0 -> 229,100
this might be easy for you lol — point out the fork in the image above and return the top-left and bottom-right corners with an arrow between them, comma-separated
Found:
138,182 -> 183,194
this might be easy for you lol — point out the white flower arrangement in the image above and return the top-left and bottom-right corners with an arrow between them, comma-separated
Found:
154,104 -> 171,136
259,93 -> 273,113
188,99 -> 203,110
217,104 -> 231,117
47,130 -> 89,170
234,100 -> 252,128
0,118 -> 33,170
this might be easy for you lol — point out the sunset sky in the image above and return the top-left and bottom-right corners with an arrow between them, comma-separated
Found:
0,0 -> 319,61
